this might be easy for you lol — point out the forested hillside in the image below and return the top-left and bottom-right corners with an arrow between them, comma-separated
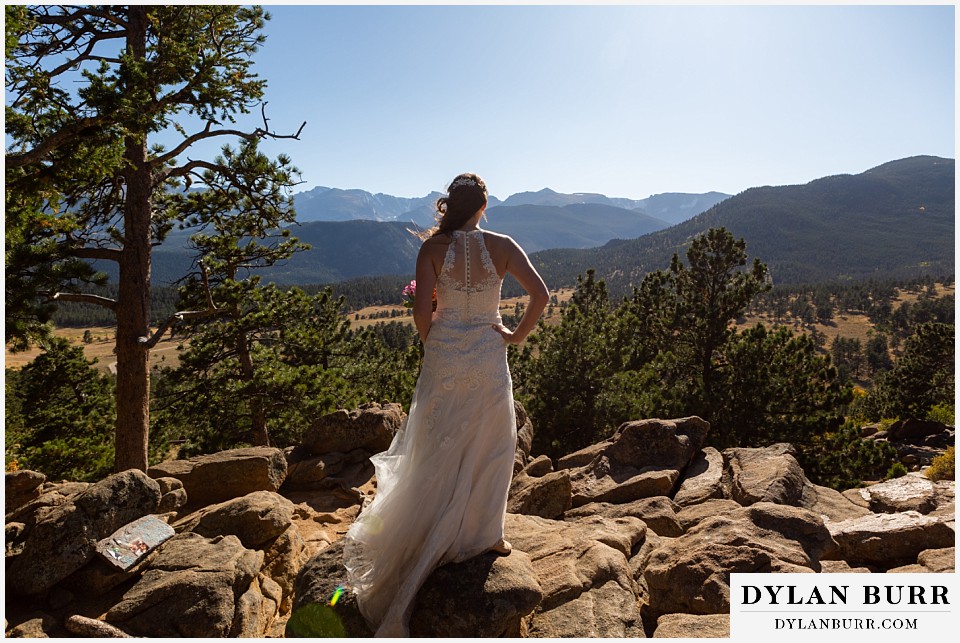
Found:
529,156 -> 954,298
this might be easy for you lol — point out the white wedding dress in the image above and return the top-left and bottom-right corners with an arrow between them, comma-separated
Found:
342,229 -> 517,637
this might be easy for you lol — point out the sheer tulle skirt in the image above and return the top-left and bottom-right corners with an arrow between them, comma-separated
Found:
342,316 -> 516,637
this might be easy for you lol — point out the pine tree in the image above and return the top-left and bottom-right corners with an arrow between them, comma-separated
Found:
5,338 -> 116,481
862,322 -> 954,420
515,270 -> 616,458
5,6 -> 303,470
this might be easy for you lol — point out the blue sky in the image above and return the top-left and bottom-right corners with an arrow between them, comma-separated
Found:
232,4 -> 954,200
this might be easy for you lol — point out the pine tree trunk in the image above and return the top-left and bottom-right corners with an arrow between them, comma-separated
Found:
114,6 -> 151,472
236,330 -> 270,446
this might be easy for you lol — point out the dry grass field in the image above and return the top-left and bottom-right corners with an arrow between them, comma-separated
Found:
4,327 -> 182,374
348,287 -> 576,330
740,282 -> 955,347
6,284 -> 950,373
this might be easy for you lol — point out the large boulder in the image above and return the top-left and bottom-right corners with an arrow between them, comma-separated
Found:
886,418 -> 949,442
105,532 -> 265,637
282,448 -> 373,495
558,417 -> 710,508
409,551 -> 543,637
173,491 -> 305,614
642,502 -> 835,620
917,547 -> 955,573
261,525 -> 308,614
288,540 -> 373,638
5,470 -> 46,516
6,481 -> 90,528
827,511 -> 956,568
148,447 -> 287,510
505,512 -> 646,637
175,491 -> 295,549
290,536 -> 542,637
852,474 -> 939,514
507,458 -> 572,520
6,470 -> 161,595
672,447 -> 725,507
301,402 -> 403,456
513,401 -> 535,475
724,443 -> 808,506
526,579 -> 646,637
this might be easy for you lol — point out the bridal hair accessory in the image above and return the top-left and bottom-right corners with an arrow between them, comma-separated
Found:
450,176 -> 478,189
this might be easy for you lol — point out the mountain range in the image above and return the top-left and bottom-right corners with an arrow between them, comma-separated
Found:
292,185 -> 729,230
528,155 -> 954,297
149,188 -> 729,285
147,156 -> 953,292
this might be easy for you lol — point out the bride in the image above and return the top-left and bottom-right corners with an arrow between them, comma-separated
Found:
342,173 -> 549,636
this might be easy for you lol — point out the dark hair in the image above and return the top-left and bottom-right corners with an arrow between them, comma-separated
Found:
427,173 -> 488,237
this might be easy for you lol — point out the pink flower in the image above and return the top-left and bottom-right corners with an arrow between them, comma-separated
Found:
402,280 -> 416,308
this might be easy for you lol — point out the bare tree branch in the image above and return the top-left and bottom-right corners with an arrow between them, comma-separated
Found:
155,104 -> 305,180
42,291 -> 117,310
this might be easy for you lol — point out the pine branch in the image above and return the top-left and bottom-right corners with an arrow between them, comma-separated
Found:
5,116 -> 107,169
138,259 -> 220,348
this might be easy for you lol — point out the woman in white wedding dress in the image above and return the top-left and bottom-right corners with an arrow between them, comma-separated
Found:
342,173 -> 549,637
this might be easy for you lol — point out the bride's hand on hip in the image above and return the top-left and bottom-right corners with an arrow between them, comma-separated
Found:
492,324 -> 521,345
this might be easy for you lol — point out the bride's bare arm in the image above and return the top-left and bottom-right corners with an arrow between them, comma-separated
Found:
495,238 -> 549,344
414,241 -> 442,342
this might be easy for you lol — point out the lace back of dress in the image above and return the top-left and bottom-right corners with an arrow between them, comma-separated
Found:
444,231 -> 496,291
437,230 -> 502,322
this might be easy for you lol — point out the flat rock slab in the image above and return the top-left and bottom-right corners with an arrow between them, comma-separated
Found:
654,613 -> 730,638
855,474 -> 938,514
827,511 -> 956,568
566,496 -> 683,537
97,515 -> 175,570
148,447 -> 287,510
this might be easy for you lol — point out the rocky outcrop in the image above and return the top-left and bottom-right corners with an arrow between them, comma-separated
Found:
175,491 -> 295,548
6,470 -> 161,596
505,512 -> 646,637
409,550 -> 542,637
105,532 -> 265,637
643,502 -> 836,620
507,456 -> 572,519
4,408 -> 955,639
148,447 -> 287,510
851,473 -> 939,514
565,496 -> 684,537
886,418 -> 950,441
301,402 -> 403,456
558,417 -> 710,508
288,540 -> 372,637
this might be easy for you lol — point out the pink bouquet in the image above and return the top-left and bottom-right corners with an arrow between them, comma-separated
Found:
401,280 -> 437,311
